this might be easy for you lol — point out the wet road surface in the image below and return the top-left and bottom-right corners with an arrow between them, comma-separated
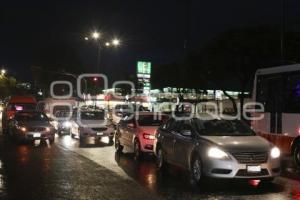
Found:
1,129 -> 300,199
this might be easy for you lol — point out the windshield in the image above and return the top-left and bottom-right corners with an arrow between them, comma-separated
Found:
15,112 -> 49,122
81,111 -> 105,120
194,119 -> 255,136
138,115 -> 167,126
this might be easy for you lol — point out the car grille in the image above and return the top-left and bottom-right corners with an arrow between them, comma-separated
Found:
232,152 -> 268,164
28,127 -> 46,132
91,127 -> 107,132
236,169 -> 269,177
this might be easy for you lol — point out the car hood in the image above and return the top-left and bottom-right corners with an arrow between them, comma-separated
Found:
19,121 -> 51,127
200,135 -> 272,153
138,126 -> 159,135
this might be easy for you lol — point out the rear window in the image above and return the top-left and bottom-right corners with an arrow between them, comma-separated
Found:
8,103 -> 36,111
81,111 -> 105,120
15,112 -> 49,122
138,115 -> 167,126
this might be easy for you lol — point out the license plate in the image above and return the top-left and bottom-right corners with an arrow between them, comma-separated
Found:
247,165 -> 261,173
33,133 -> 41,138
96,132 -> 103,136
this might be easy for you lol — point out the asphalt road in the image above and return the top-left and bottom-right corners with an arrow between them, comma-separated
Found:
1,122 -> 300,199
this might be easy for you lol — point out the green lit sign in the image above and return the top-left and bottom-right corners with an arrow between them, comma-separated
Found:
137,61 -> 151,74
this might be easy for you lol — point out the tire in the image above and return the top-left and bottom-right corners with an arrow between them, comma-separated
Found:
293,144 -> 300,167
109,136 -> 114,146
190,155 -> 203,185
115,136 -> 123,153
79,136 -> 85,146
156,146 -> 168,171
133,139 -> 142,160
71,133 -> 75,139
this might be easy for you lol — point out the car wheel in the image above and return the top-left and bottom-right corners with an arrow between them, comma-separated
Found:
134,139 -> 142,160
294,144 -> 300,167
190,155 -> 203,185
79,136 -> 85,146
156,146 -> 168,171
71,133 -> 75,139
109,136 -> 114,146
115,136 -> 123,153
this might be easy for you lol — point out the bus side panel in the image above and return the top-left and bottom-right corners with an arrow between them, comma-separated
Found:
252,112 -> 270,133
282,113 -> 300,138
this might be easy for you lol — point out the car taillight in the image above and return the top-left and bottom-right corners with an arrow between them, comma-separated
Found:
46,127 -> 51,132
143,133 -> 155,140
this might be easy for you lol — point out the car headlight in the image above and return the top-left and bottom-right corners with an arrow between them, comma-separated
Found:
45,127 -> 51,132
208,147 -> 229,159
18,126 -> 27,132
63,121 -> 72,128
270,147 -> 280,159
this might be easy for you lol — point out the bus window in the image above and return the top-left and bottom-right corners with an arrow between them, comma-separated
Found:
285,73 -> 300,113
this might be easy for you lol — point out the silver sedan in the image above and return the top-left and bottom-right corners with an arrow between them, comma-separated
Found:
156,115 -> 281,184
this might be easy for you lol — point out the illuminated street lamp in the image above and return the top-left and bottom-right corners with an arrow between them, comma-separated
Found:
92,31 -> 100,40
112,39 -> 120,46
84,31 -> 121,72
1,69 -> 6,76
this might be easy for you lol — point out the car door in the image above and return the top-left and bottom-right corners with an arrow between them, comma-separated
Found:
119,117 -> 136,148
164,120 -> 183,164
159,119 -> 176,162
173,120 -> 194,168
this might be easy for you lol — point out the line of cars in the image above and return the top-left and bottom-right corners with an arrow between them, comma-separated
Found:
1,96 -> 282,185
114,110 -> 281,185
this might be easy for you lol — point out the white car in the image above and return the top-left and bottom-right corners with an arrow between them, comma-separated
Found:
70,110 -> 115,146
115,112 -> 169,159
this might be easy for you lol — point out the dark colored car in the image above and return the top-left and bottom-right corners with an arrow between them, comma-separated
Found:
8,111 -> 56,144
155,114 -> 281,185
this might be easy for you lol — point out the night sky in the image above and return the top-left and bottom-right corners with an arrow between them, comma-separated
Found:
1,0 -> 300,83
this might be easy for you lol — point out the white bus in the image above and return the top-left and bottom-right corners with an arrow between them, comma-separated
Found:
252,64 -> 300,166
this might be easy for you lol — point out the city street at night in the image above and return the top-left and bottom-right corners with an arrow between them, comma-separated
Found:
1,117 -> 300,200
2,1 -> 300,199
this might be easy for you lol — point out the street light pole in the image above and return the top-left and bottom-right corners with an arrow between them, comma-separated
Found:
85,31 -> 121,73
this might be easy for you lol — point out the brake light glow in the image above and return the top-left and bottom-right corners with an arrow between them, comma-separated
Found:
143,133 -> 155,140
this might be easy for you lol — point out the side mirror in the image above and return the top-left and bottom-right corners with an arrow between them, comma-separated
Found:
180,129 -> 192,137
127,123 -> 136,128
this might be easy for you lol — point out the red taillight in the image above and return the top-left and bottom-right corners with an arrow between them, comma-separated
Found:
143,133 -> 155,140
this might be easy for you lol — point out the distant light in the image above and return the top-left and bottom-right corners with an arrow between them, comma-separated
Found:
1,69 -> 6,75
105,42 -> 110,47
84,37 -> 89,41
93,77 -> 98,81
92,32 -> 100,39
112,39 -> 120,46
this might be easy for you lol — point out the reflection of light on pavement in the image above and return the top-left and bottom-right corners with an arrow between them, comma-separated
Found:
138,163 -> 157,191
17,146 -> 29,164
0,174 -> 4,190
62,136 -> 77,147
